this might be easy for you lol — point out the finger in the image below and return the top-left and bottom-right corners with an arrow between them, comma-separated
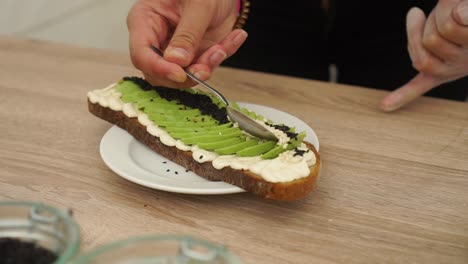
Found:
197,29 -> 248,68
132,45 -> 188,82
165,1 -> 215,66
407,8 -> 428,65
143,72 -> 197,89
380,73 -> 444,112
423,8 -> 463,63
216,29 -> 248,58
183,29 -> 248,81
127,7 -> 187,83
187,63 -> 212,80
407,8 -> 446,76
453,0 -> 468,26
435,0 -> 468,45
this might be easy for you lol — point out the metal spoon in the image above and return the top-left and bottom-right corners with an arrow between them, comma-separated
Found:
151,46 -> 277,141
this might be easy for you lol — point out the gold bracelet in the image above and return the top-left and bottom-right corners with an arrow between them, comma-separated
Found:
233,0 -> 250,29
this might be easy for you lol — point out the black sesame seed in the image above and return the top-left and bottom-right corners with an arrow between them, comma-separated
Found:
175,171 -> 178,175
185,170 -> 189,172
293,148 -> 307,157
162,161 -> 167,164
166,169 -> 170,172
199,155 -> 204,159
266,123 -> 299,139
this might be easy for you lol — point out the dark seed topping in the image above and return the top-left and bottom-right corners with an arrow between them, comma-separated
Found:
123,76 -> 228,124
0,238 -> 57,264
175,171 -> 178,175
162,161 -> 167,164
185,170 -> 189,172
122,76 -> 152,90
166,169 -> 170,172
266,123 -> 299,140
293,148 -> 309,157
199,155 -> 204,160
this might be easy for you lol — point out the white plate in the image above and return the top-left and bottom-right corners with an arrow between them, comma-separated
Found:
99,103 -> 319,195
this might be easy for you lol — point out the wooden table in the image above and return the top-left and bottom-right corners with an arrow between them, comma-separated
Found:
1,37 -> 467,263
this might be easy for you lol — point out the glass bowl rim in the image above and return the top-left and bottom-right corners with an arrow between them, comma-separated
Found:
72,234 -> 243,264
0,200 -> 81,264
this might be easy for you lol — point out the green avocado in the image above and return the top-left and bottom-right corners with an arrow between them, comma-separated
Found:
116,79 -> 307,159
169,127 -> 241,139
237,141 -> 277,157
214,139 -> 259,155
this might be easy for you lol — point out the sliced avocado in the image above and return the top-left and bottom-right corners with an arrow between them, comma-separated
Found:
197,137 -> 244,150
289,131 -> 306,148
117,78 -> 308,158
170,127 -> 241,139
165,123 -> 233,133
236,141 -> 277,157
137,98 -> 186,110
116,80 -> 142,95
214,139 -> 259,155
181,131 -> 243,145
261,145 -> 286,159
158,120 -> 219,128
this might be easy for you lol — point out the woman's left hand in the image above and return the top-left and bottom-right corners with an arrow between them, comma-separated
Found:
380,0 -> 468,111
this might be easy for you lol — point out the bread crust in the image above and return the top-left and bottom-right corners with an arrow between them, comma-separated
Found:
89,100 -> 320,201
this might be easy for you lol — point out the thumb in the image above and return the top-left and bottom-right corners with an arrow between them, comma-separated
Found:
379,73 -> 444,112
165,2 -> 215,67
452,0 -> 468,26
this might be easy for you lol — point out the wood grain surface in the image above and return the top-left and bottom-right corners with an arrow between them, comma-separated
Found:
1,37 -> 467,263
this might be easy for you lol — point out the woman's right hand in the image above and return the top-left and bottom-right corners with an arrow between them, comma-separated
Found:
127,0 -> 248,88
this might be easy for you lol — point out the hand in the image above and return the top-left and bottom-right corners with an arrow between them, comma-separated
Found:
380,0 -> 468,111
127,0 -> 248,88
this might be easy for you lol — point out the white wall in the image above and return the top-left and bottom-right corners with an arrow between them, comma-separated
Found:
0,0 -> 135,53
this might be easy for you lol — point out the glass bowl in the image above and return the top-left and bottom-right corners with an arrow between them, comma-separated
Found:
0,200 -> 81,264
72,235 -> 243,264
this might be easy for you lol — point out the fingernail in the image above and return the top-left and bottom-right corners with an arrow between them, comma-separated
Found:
456,1 -> 468,25
406,7 -> 420,30
166,47 -> 190,61
233,30 -> 248,46
194,71 -> 209,80
209,50 -> 227,66
167,72 -> 186,83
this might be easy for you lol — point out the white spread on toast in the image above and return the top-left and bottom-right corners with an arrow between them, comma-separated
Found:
256,120 -> 290,148
88,84 -> 316,183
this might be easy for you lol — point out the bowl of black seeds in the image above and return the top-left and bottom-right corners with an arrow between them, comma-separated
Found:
0,201 -> 80,264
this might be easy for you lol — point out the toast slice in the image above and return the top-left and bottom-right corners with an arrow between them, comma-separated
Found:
88,78 -> 321,201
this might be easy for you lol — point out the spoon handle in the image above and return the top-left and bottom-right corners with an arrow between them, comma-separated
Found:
150,46 -> 229,105
183,70 -> 229,105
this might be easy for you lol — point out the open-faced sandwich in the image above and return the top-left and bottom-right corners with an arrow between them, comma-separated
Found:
88,77 -> 320,201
